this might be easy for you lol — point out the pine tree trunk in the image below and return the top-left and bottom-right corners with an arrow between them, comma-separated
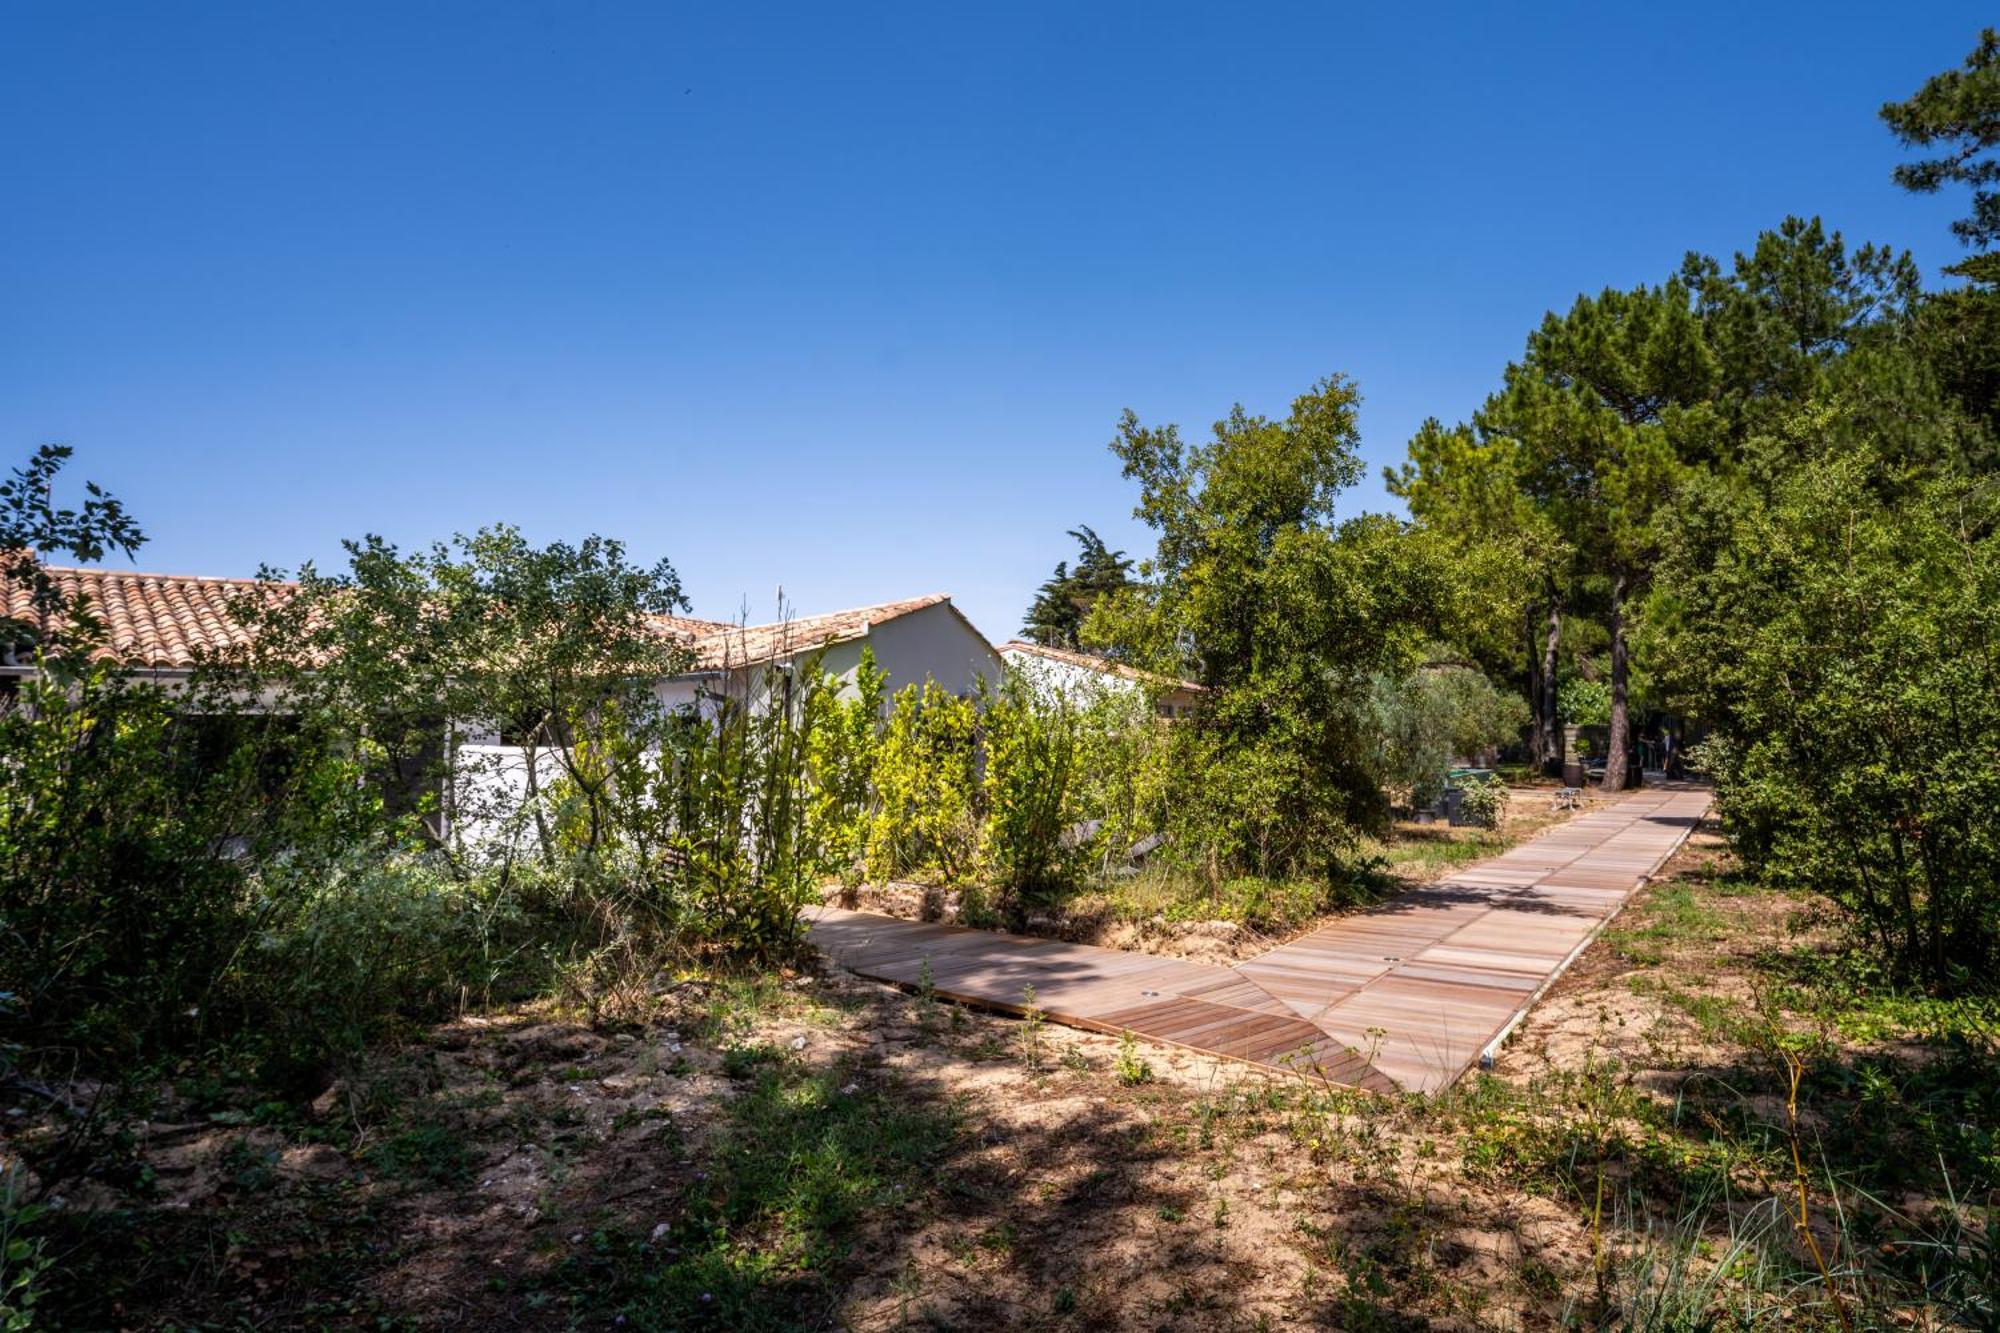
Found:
1525,604 -> 1546,767
1601,572 -> 1631,792
1541,592 -> 1564,776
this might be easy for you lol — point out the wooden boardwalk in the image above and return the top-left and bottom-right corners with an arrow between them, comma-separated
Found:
806,786 -> 1711,1094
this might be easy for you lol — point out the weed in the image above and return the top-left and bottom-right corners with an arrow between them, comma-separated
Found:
366,1122 -> 476,1188
552,1058 -> 959,1329
0,1167 -> 48,1331
1116,1030 -> 1153,1086
1019,985 -> 1045,1071
720,1043 -> 785,1079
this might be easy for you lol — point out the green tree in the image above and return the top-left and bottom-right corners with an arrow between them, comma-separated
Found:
1370,663 -> 1530,809
1389,418 -> 1574,773
1880,33 -> 2000,441
1022,525 -> 1133,649
1660,432 -> 2000,991
1104,376 -> 1449,877
0,444 -> 144,665
1882,28 -> 2000,284
240,527 -> 693,860
1682,215 -> 1919,419
1476,280 -> 1715,790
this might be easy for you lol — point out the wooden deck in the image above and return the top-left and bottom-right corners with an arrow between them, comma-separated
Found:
806,786 -> 1711,1094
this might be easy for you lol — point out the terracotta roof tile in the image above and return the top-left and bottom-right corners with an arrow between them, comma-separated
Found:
3,564 -> 958,676
3,565 -> 286,669
681,594 -> 952,671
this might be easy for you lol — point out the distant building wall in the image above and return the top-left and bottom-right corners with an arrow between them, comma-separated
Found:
999,645 -> 1204,718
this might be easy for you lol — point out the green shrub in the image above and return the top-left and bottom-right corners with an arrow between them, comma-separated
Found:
1665,450 -> 2000,992
0,656 -> 380,1068
611,660 -> 828,959
233,851 -> 529,1085
1455,774 -> 1509,829
1071,689 -> 1171,873
1372,664 -> 1529,808
979,674 -> 1084,903
0,1166 -> 47,1333
866,682 -> 980,883
804,648 -> 886,886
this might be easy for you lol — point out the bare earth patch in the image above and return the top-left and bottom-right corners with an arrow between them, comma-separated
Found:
32,805 -> 1989,1328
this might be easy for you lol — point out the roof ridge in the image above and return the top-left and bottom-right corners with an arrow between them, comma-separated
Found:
695,592 -> 949,637
33,563 -> 299,590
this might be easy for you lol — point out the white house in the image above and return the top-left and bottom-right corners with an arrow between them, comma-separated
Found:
654,593 -> 1002,714
3,566 -> 1006,850
996,640 -> 1205,718
2,566 -> 1002,705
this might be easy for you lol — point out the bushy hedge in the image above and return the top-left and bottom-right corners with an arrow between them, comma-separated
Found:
1666,449 -> 2000,993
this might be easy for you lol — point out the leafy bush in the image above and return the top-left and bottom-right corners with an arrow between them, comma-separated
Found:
232,851 -> 530,1085
0,1165 -> 47,1332
1070,688 -> 1172,873
1455,774 -> 1509,829
803,648 -> 886,886
1664,447 -> 2000,992
866,682 -> 980,883
979,674 -> 1084,902
614,660 -> 828,958
0,650 -> 382,1069
1371,664 -> 1528,808
0,451 -> 850,1084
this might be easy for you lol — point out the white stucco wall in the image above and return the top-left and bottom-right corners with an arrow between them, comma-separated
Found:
449,741 -> 571,857
813,602 -> 1002,701
998,646 -> 1204,717
999,648 -> 1143,705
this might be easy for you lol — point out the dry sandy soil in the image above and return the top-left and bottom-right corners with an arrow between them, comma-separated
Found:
34,809 -> 1976,1329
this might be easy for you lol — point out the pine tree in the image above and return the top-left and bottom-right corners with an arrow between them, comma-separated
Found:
1020,527 -> 1132,649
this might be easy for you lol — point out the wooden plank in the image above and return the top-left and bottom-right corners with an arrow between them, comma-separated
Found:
807,786 -> 1711,1096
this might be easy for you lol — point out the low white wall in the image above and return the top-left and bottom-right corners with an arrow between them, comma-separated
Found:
449,742 -> 572,858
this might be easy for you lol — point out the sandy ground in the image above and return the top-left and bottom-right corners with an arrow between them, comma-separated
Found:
37,811 -> 1854,1329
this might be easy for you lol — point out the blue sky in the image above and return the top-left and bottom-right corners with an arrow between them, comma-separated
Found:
1,3 -> 1985,641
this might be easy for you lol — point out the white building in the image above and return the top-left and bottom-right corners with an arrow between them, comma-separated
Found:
4,566 -> 1005,850
996,640 -> 1205,718
655,593 -> 1002,714
3,567 -> 1001,707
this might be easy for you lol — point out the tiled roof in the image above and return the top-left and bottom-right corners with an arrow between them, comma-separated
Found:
683,594 -> 952,671
652,613 -> 736,638
2,564 -> 957,675
998,639 -> 1204,692
3,565 -> 285,669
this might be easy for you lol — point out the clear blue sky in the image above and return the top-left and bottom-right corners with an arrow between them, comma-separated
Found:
1,3 -> 1984,641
